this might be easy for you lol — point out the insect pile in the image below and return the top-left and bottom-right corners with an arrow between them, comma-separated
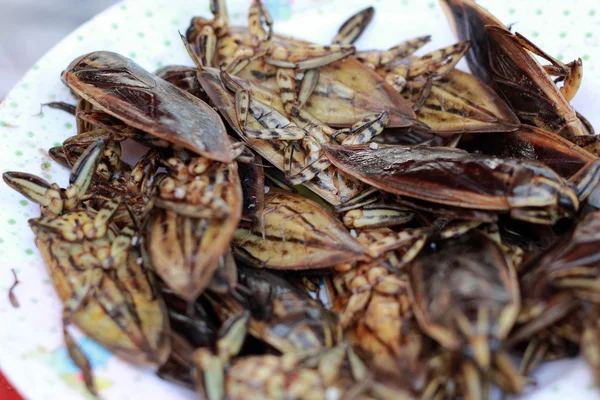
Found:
5,0 -> 600,398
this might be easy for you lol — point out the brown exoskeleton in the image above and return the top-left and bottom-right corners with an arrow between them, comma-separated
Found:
62,51 -> 233,162
206,265 -> 341,353
61,51 -> 247,302
459,124 -> 597,179
441,0 -> 587,137
323,143 -> 600,225
508,211 -> 600,381
409,231 -> 524,396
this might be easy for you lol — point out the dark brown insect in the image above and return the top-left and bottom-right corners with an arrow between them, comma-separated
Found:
237,150 -> 265,223
459,124 -> 597,179
154,65 -> 209,100
208,265 -> 341,353
62,51 -> 233,162
323,143 -> 581,224
441,0 -> 587,136
409,231 -> 523,395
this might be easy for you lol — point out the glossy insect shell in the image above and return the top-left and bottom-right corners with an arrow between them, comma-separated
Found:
323,143 -> 578,218
62,51 -> 233,162
440,0 -> 585,136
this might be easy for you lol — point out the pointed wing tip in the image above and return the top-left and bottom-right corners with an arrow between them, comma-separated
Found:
2,171 -> 16,185
202,148 -> 234,164
388,113 -> 419,129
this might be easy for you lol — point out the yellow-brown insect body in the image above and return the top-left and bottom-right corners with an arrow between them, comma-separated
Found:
412,68 -> 521,135
327,229 -> 427,375
147,155 -> 243,302
197,68 -> 366,205
233,188 -> 364,269
31,210 -> 170,365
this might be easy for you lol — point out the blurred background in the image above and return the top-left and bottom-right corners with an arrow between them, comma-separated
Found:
0,0 -> 118,99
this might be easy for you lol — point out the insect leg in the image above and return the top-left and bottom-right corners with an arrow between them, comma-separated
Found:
365,228 -> 428,259
286,147 -> 331,185
210,0 -> 229,37
332,6 -> 374,45
276,68 -> 299,116
88,197 -> 123,239
192,311 -> 249,400
569,159 -> 600,203
265,43 -> 355,70
248,0 -> 273,44
297,68 -> 320,110
341,112 -> 389,145
66,140 -> 108,209
408,41 -> 470,79
380,35 -> 432,66
342,204 -> 414,230
196,25 -> 217,68
41,101 -> 77,115
559,58 -> 583,102
2,172 -> 56,209
76,99 -> 95,134
409,75 -> 435,111
62,268 -> 103,396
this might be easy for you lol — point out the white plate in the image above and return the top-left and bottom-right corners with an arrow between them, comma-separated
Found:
1,0 -> 599,399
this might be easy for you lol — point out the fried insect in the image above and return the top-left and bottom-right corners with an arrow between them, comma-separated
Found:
191,310 -> 416,400
146,150 -> 243,302
409,231 -> 523,394
208,265 -> 341,353
62,51 -> 233,162
326,229 -> 428,375
197,68 -> 367,205
505,211 -> 600,381
441,0 -> 587,136
3,141 -> 170,395
322,143 -> 599,224
186,0 -> 416,129
233,188 -> 364,269
334,10 -> 520,135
